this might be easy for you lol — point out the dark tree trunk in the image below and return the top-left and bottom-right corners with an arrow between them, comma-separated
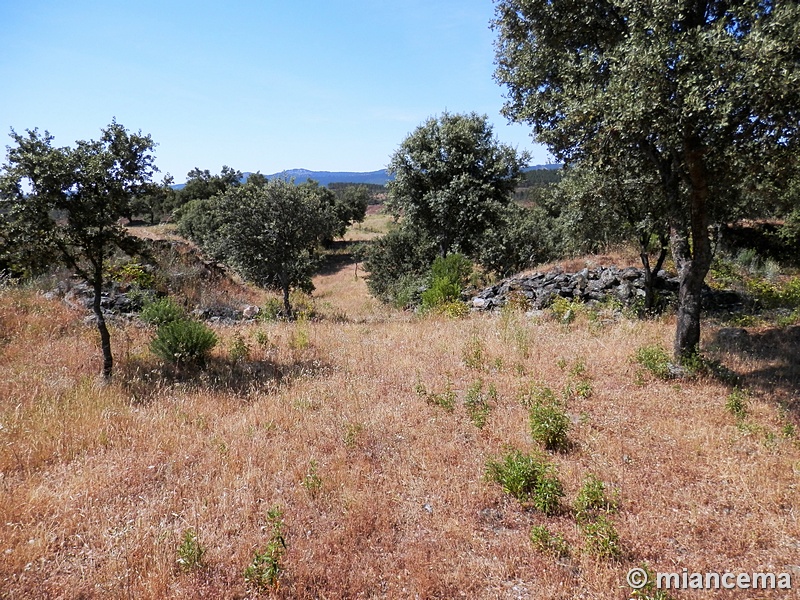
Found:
282,277 -> 293,320
639,232 -> 669,314
673,136 -> 713,359
92,269 -> 113,381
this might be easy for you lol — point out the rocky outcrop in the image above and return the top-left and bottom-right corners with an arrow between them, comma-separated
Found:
470,266 -> 743,312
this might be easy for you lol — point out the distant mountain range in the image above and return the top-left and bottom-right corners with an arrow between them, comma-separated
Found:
174,164 -> 561,188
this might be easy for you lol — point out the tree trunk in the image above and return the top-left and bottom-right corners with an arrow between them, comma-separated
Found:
673,136 -> 713,359
92,270 -> 113,381
282,278 -> 293,320
640,232 -> 669,315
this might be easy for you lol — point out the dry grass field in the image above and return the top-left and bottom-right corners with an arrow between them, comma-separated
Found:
2,227 -> 800,598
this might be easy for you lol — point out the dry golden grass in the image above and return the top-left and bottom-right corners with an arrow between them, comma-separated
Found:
2,256 -> 800,599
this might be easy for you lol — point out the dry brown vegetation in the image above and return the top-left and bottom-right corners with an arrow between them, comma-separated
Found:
2,230 -> 800,599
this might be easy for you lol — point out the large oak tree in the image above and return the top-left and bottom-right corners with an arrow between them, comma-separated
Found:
493,0 -> 800,358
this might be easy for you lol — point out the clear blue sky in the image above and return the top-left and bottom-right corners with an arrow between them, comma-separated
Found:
1,0 -> 551,183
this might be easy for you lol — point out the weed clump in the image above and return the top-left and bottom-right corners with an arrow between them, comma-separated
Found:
633,345 -> 672,380
485,449 -> 564,514
530,525 -> 570,558
244,507 -> 286,591
176,528 -> 205,572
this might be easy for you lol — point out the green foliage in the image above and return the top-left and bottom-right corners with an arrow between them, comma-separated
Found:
485,449 -> 564,514
362,225 -> 438,307
0,121 -> 158,379
177,178 -> 334,318
529,396 -> 570,452
387,111 -> 529,257
462,334 -> 486,370
629,564 -> 675,600
106,261 -> 155,289
726,389 -> 749,421
176,528 -> 205,572
581,514 -> 622,560
228,332 -> 250,363
140,296 -> 186,327
302,460 -> 323,499
633,345 -> 672,380
575,475 -> 618,522
550,296 -> 583,324
465,380 -> 496,428
421,253 -> 473,311
415,378 -> 456,412
150,320 -> 218,366
244,507 -> 286,591
530,525 -> 570,558
493,0 -> 800,358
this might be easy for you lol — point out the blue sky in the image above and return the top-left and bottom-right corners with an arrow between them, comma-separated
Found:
1,0 -> 551,183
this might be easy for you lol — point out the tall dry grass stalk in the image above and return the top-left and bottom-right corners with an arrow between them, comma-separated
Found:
1,263 -> 799,599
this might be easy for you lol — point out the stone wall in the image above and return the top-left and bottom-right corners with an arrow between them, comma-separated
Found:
470,266 -> 742,312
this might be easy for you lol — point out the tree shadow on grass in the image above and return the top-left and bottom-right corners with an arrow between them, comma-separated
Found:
316,240 -> 371,276
708,325 -> 800,414
118,355 -> 334,404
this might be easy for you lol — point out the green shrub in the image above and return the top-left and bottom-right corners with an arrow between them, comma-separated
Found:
140,296 -> 186,326
302,460 -> 323,499
176,528 -> 205,572
726,388 -> 749,421
150,319 -> 218,366
106,260 -> 155,289
421,253 -> 473,311
575,474 -> 618,521
486,449 -> 564,514
244,507 -> 286,591
415,378 -> 456,412
530,525 -> 570,558
465,380 -> 496,428
362,225 -> 438,306
633,345 -> 672,380
581,514 -> 622,559
529,395 -> 570,452
229,332 -> 250,362
550,296 -> 583,323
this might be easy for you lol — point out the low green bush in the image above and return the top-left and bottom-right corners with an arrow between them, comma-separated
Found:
150,319 -> 218,366
140,296 -> 186,327
486,449 -> 564,514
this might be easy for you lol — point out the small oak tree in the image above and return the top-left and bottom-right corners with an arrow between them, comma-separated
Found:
0,121 -> 158,379
387,111 -> 529,257
183,178 -> 333,318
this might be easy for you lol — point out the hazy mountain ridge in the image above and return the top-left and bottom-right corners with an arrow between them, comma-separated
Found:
173,164 -> 561,188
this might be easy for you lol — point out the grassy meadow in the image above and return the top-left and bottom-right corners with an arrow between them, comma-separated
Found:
1,214 -> 799,599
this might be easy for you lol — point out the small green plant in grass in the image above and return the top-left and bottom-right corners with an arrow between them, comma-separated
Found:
229,332 -> 250,363
302,460 -> 323,498
260,297 -> 284,321
439,300 -> 470,318
530,525 -> 570,558
726,388 -> 749,421
289,322 -> 310,350
176,528 -> 205,572
529,396 -> 570,452
485,449 -> 564,514
633,345 -> 672,380
140,296 -> 186,326
150,320 -> 218,366
575,474 -> 618,522
255,329 -> 271,348
462,334 -> 485,370
343,422 -> 364,448
465,380 -> 496,428
415,378 -> 456,412
629,564 -> 675,599
550,296 -> 583,324
244,507 -> 286,591
581,514 -> 621,559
